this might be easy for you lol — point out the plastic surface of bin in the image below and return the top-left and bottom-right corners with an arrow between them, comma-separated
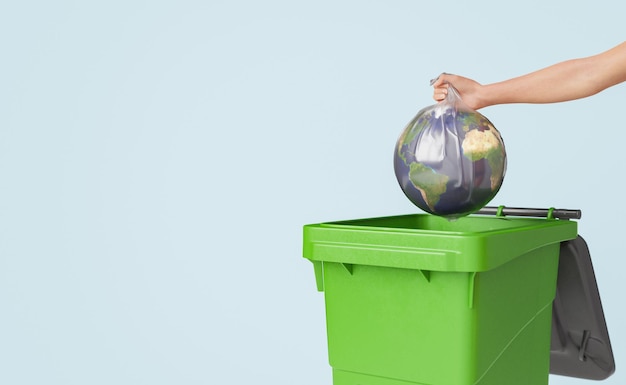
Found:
303,213 -> 578,385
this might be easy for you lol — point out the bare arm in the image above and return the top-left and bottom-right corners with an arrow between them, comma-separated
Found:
432,41 -> 626,110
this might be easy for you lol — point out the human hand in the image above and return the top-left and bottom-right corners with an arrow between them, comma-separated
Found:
431,73 -> 485,110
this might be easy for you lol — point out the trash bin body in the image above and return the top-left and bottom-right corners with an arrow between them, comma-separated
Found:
303,214 -> 578,385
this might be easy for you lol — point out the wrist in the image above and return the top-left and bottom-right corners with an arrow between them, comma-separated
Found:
475,84 -> 492,109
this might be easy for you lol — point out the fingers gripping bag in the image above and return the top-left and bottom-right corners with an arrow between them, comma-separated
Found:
393,84 -> 507,218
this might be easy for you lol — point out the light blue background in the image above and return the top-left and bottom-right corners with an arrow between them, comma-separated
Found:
1,1 -> 624,384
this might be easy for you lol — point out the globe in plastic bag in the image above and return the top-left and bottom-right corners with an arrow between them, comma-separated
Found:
394,85 -> 506,218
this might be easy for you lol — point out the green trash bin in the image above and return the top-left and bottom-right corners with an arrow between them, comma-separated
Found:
303,211 -> 578,385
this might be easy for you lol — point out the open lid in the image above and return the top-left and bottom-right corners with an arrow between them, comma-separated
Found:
550,235 -> 615,380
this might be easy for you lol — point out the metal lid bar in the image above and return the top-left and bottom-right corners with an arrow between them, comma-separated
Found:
475,206 -> 582,220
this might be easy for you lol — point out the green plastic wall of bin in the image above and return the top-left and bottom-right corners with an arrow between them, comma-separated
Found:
303,214 -> 578,385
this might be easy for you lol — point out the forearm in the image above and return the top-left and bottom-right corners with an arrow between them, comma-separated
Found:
479,42 -> 626,107
481,59 -> 602,106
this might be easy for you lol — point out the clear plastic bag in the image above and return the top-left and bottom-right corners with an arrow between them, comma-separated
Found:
394,84 -> 507,218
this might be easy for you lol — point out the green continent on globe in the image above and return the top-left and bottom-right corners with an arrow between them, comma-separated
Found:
459,111 -> 487,132
461,129 -> 506,189
408,162 -> 449,210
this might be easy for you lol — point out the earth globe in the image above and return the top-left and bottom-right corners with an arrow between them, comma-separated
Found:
394,88 -> 507,218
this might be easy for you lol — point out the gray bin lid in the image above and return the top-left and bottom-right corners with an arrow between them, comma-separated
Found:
550,235 -> 615,380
